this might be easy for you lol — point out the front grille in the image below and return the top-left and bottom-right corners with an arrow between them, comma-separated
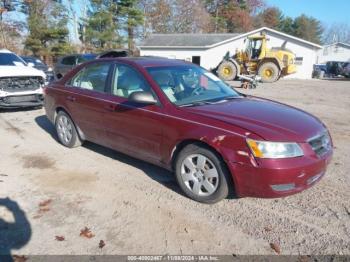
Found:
0,76 -> 43,92
308,132 -> 331,157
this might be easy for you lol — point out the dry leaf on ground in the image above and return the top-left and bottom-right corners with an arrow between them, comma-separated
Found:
55,236 -> 65,241
270,242 -> 281,254
39,199 -> 52,207
12,255 -> 28,262
80,227 -> 95,238
99,240 -> 106,249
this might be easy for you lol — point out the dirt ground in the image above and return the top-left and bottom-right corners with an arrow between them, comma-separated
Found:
0,79 -> 349,256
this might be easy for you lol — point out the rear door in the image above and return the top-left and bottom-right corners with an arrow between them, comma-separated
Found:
62,62 -> 113,144
103,63 -> 164,163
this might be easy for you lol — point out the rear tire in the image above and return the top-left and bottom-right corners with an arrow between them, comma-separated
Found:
258,62 -> 280,83
217,61 -> 237,81
55,111 -> 82,148
175,144 -> 232,204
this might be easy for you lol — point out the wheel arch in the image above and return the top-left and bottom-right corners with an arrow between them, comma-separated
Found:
54,106 -> 86,141
171,139 -> 224,169
258,58 -> 282,70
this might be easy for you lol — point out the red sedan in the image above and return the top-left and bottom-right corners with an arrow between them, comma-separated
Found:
44,57 -> 333,203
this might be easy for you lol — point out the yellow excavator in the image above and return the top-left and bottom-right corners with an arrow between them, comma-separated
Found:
216,34 -> 296,83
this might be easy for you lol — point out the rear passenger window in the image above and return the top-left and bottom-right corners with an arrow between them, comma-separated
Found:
69,63 -> 110,93
111,65 -> 150,98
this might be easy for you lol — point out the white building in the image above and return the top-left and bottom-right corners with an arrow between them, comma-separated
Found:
139,27 -> 322,79
317,42 -> 350,64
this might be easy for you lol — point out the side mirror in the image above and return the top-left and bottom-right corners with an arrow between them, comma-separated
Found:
27,62 -> 34,67
129,91 -> 157,105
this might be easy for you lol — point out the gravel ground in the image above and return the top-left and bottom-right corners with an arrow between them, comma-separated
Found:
0,79 -> 349,256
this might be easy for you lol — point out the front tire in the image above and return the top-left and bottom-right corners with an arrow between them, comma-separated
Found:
55,111 -> 82,148
175,144 -> 232,204
217,61 -> 237,81
258,62 -> 280,83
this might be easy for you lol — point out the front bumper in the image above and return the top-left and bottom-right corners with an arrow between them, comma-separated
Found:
228,149 -> 333,198
0,94 -> 44,108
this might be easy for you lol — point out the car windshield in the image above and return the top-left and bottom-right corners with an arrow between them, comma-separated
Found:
147,66 -> 241,106
0,53 -> 26,66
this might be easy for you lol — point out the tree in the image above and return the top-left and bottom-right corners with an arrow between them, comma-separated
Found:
323,23 -> 350,44
0,0 -> 25,50
82,0 -> 120,51
203,0 -> 265,33
293,14 -> 323,44
278,16 -> 294,35
254,7 -> 282,29
24,0 -> 72,58
172,0 -> 213,33
221,1 -> 253,32
141,0 -> 172,34
203,0 -> 229,33
117,0 -> 144,51
142,0 -> 212,34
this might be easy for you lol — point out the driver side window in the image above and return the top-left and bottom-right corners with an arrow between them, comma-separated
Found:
111,65 -> 150,98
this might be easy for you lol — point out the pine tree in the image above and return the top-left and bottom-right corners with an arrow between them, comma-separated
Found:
293,14 -> 323,44
278,16 -> 294,35
24,0 -> 72,58
117,0 -> 144,51
82,0 -> 120,51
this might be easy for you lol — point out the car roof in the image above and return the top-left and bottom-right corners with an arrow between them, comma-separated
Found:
99,56 -> 194,68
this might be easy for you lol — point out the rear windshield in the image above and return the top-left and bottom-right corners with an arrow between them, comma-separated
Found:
0,53 -> 26,66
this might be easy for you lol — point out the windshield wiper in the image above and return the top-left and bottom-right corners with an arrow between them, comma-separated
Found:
178,101 -> 212,107
204,96 -> 242,104
179,96 -> 242,107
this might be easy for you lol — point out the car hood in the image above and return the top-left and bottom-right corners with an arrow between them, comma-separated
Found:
0,65 -> 46,78
181,97 -> 325,142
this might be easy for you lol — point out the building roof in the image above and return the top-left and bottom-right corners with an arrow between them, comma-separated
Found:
139,27 -> 322,50
141,33 -> 240,48
323,42 -> 350,49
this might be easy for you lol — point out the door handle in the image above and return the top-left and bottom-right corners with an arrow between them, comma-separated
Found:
66,96 -> 76,102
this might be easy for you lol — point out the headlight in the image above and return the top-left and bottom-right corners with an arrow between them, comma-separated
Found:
246,139 -> 303,158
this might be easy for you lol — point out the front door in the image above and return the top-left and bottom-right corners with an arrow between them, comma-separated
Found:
103,63 -> 164,163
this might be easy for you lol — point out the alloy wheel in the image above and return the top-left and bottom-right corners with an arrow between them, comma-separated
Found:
56,115 -> 73,144
180,154 -> 219,196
